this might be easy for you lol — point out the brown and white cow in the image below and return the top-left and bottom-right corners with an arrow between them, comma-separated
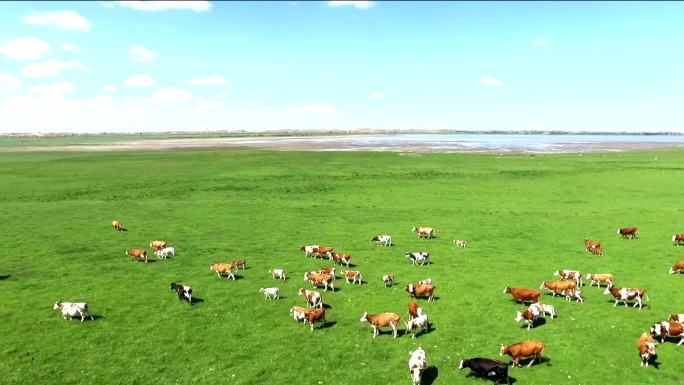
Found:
210,262 -> 236,280
405,284 -> 435,302
304,272 -> 335,292
669,314 -> 684,323
125,249 -> 148,263
584,239 -> 603,255
408,300 -> 424,320
672,234 -> 684,245
503,287 -> 540,304
231,259 -> 247,270
289,306 -> 308,323
499,341 -> 545,368
562,289 -> 584,304
112,220 -> 122,231
330,252 -> 351,267
515,310 -> 538,330
312,246 -> 334,259
149,240 -> 167,252
617,227 -> 638,239
412,226 -> 435,239
298,288 -> 322,308
318,267 -> 336,280
636,332 -> 657,367
299,245 -> 319,257
669,260 -> 684,274
341,270 -> 362,285
650,322 -> 684,345
360,311 -> 401,338
540,281 -> 576,296
553,270 -> 583,286
453,239 -> 467,248
585,273 -> 614,288
604,286 -> 648,309
383,274 -> 395,287
303,308 -> 326,332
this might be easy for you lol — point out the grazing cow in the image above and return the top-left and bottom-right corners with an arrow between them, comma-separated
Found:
650,322 -> 684,345
304,272 -> 335,292
298,288 -> 322,308
589,246 -> 604,256
618,227 -> 638,239
458,358 -> 510,385
209,262 -> 236,280
303,308 -> 326,332
312,246 -> 334,259
170,282 -> 192,303
259,287 -> 279,300
299,245 -> 319,257
404,314 -> 430,338
329,252 -> 351,267
318,267 -> 336,280
417,278 -> 432,285
359,311 -> 401,338
553,270 -> 583,286
125,249 -> 148,263
53,301 -> 93,322
604,286 -> 648,309
406,252 -> 430,266
372,235 -> 392,246
562,289 -> 584,304
341,270 -> 362,285
515,310 -> 538,330
112,220 -> 122,231
585,273 -> 614,288
382,274 -> 395,287
540,281 -> 576,296
669,314 -> 684,323
503,286 -> 540,304
290,306 -> 308,323
672,234 -> 684,245
584,238 -> 601,250
150,240 -> 167,252
231,259 -> 247,270
669,260 -> 684,274
269,268 -> 286,280
453,239 -> 467,248
636,332 -> 658,367
499,341 -> 545,368
155,246 -> 175,259
405,284 -> 435,302
412,226 -> 435,239
408,347 -> 427,385
408,300 -> 424,320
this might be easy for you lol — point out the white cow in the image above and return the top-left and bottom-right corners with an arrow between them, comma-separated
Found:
53,301 -> 93,322
529,302 -> 556,319
300,245 -> 319,258
372,235 -> 392,246
453,239 -> 467,248
408,347 -> 427,385
406,252 -> 430,265
269,268 -> 286,280
404,314 -> 430,338
156,246 -> 175,259
259,287 -> 280,300
417,278 -> 432,285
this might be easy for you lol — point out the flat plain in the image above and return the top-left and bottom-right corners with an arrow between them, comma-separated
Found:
0,148 -> 683,385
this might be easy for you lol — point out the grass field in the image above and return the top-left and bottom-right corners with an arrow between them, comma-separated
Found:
1,148 -> 683,385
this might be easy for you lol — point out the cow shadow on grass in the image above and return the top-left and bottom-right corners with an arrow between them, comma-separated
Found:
422,366 -> 438,385
0,275 -> 11,280
189,297 -> 205,305
463,372 -> 517,384
511,356 -> 551,368
605,300 -> 648,310
322,303 -> 333,309
318,320 -> 337,330
521,318 -> 547,330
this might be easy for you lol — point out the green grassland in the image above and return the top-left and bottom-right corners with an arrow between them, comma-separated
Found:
1,148 -> 683,385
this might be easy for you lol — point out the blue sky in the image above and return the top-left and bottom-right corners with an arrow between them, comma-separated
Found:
0,1 -> 683,133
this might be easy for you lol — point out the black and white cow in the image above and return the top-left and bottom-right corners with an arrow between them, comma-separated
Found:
458,358 -> 510,384
171,282 -> 192,304
406,252 -> 430,265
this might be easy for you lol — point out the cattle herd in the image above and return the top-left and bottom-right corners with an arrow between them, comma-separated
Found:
50,221 -> 684,384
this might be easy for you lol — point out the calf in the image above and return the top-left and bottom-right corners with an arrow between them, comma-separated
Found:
259,287 -> 279,300
359,311 -> 401,338
231,259 -> 247,270
553,270 -> 582,286
562,289 -> 584,304
650,322 -> 684,345
408,347 -> 427,385
53,301 -> 93,322
372,235 -> 392,246
298,288 -> 322,308
499,341 -> 545,368
170,282 -> 192,304
636,332 -> 657,367
585,273 -> 613,288
408,300 -> 424,320
112,220 -> 122,231
604,286 -> 648,309
669,314 -> 684,323
404,314 -> 429,338
210,262 -> 236,280
304,308 -> 326,332
672,234 -> 684,245
125,249 -> 148,263
458,358 -> 510,384
382,274 -> 395,287
289,306 -> 308,323
618,227 -> 638,239
669,260 -> 684,274
304,272 -> 335,292
269,268 -> 286,280
503,286 -> 540,304
540,280 -> 576,296
156,246 -> 175,259
412,226 -> 435,239
150,240 -> 167,252
515,310 -> 537,330
453,239 -> 467,248
405,284 -> 435,302
406,252 -> 430,266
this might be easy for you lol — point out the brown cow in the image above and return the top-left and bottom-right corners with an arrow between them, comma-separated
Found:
312,246 -> 334,259
341,270 -> 362,285
617,227 -> 638,239
405,284 -> 435,302
585,273 -> 614,288
231,259 -> 247,270
503,286 -> 540,304
304,272 -> 335,291
360,312 -> 401,338
499,341 -> 545,367
329,252 -> 351,267
150,240 -> 167,252
303,308 -> 326,332
540,281 -> 576,296
669,260 -> 684,274
112,220 -> 122,231
412,226 -> 435,239
584,239 -> 603,255
636,332 -> 657,367
672,234 -> 684,245
319,267 -> 336,280
210,262 -> 236,280
650,322 -> 684,345
669,314 -> 684,323
124,249 -> 147,263
298,288 -> 322,308
408,300 -> 423,320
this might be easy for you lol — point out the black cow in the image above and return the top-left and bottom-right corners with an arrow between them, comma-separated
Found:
170,282 -> 192,304
458,358 -> 510,384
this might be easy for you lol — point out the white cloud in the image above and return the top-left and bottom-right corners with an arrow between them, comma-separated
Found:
61,43 -> 80,52
114,1 -> 212,12
103,85 -> 118,93
23,11 -> 91,32
328,1 -> 374,9
21,60 -> 90,78
479,76 -> 502,87
0,37 -> 50,61
185,75 -> 229,86
124,74 -> 155,87
28,81 -> 75,97
216,92 -> 229,99
151,87 -> 192,104
370,91 -> 384,99
129,45 -> 158,62
0,72 -> 22,91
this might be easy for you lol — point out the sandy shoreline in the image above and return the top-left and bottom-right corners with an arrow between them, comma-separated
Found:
1,135 -> 683,153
